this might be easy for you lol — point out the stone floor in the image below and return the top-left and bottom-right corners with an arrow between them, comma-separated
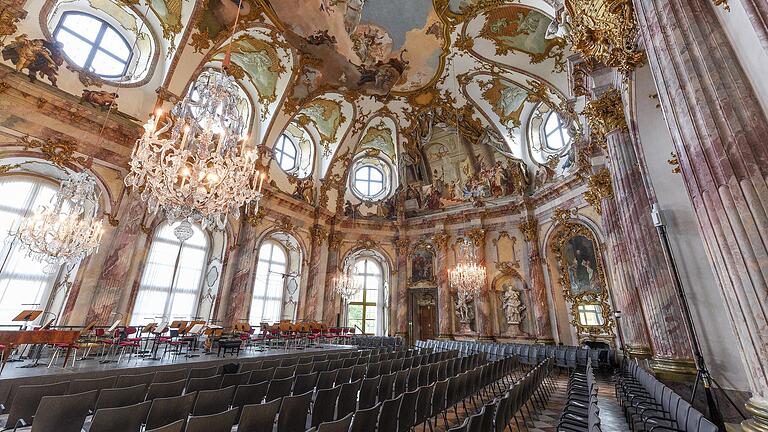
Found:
429,370 -> 631,432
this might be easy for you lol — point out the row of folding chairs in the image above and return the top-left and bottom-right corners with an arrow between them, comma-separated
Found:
557,362 -> 602,431
615,361 -> 717,432
348,336 -> 404,348
418,339 -> 615,370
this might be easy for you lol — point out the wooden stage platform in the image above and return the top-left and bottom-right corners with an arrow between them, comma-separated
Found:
0,344 -> 355,403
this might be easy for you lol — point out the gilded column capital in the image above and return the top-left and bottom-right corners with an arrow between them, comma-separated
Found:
582,89 -> 628,149
310,224 -> 327,246
431,231 -> 451,251
466,228 -> 486,248
395,238 -> 410,255
328,231 -> 344,251
584,168 -> 614,215
518,217 -> 539,243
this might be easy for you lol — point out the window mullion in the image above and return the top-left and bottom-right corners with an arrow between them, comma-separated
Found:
83,22 -> 108,73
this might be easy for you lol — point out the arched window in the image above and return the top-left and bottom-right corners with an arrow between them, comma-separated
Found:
53,11 -> 132,78
274,134 -> 298,172
543,111 -> 571,151
130,222 -> 209,325
250,240 -> 287,324
347,258 -> 382,335
0,176 -> 61,326
353,164 -> 385,199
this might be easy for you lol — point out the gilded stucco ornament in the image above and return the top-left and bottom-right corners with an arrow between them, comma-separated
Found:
0,0 -> 27,40
563,0 -> 646,75
245,206 -> 266,227
395,238 -> 410,255
583,168 -> 613,215
518,217 -> 539,243
310,224 -> 327,246
582,89 -> 627,149
19,136 -> 91,168
466,228 -> 486,248
432,231 -> 451,252
668,152 -> 681,174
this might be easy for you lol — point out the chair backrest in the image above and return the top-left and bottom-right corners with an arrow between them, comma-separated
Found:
448,416 -> 470,432
250,367 -> 276,384
192,385 -> 236,416
398,388 -> 420,432
276,390 -> 313,432
312,384 -> 342,428
376,394 -> 402,432
186,366 -> 218,382
281,357 -> 299,367
359,376 -> 381,409
94,383 -> 147,410
293,372 -> 320,395
317,370 -> 338,390
349,402 -> 381,432
185,407 -> 239,432
146,379 -> 186,400
337,379 -> 363,420
221,370 -> 251,388
145,392 -> 196,430
144,419 -> 184,432
187,375 -> 224,393
379,372 -> 396,402
351,364 -> 367,382
31,390 -> 98,432
335,366 -> 353,385
317,412 -> 353,432
262,359 -> 281,369
467,405 -> 485,432
239,399 -> 281,431
274,365 -> 297,379
152,369 -> 188,384
415,384 -> 435,424
266,376 -> 295,402
67,376 -> 116,395
296,363 -> 314,375
5,381 -> 69,428
312,360 -> 330,373
240,361 -> 263,373
116,372 -> 156,388
232,381 -> 268,418
89,400 -> 152,432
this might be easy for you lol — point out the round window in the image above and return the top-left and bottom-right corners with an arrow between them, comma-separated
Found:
53,11 -> 132,78
274,134 -> 299,172
352,164 -> 385,200
543,111 -> 571,151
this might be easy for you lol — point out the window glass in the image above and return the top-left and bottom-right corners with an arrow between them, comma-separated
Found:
250,240 -> 287,325
130,222 -> 208,325
0,177 -> 61,326
353,165 -> 385,198
543,111 -> 571,151
274,134 -> 298,172
54,12 -> 132,78
347,258 -> 381,334
577,304 -> 605,326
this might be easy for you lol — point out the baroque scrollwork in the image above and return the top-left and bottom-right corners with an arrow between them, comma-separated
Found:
19,136 -> 91,168
581,89 -> 627,149
583,168 -> 613,215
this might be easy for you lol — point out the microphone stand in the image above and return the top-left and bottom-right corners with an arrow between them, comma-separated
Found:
651,204 -> 745,429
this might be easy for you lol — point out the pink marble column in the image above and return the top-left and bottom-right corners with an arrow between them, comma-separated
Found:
519,218 -> 553,341
223,219 -> 258,326
605,127 -> 694,366
741,0 -> 768,51
394,238 -> 410,337
322,230 -> 343,326
85,198 -> 145,324
432,232 -> 453,338
303,224 -> 326,321
600,196 -> 653,354
634,0 -> 768,426
468,229 -> 493,340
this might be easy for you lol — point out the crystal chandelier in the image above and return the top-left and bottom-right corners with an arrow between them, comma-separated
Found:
124,69 -> 265,234
334,268 -> 362,301
12,171 -> 104,271
449,238 -> 486,299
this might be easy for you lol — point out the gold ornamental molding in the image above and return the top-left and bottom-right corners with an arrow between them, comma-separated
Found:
0,0 -> 27,40
395,238 -> 410,255
466,227 -> 487,248
310,224 -> 327,246
431,231 -> 451,252
518,217 -> 539,243
583,168 -> 613,215
563,0 -> 646,75
18,136 -> 92,168
582,89 -> 627,149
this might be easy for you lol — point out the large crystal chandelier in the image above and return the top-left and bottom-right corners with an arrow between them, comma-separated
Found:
334,268 -> 362,301
124,3 -> 263,235
449,238 -> 486,299
12,171 -> 104,271
124,70 -> 264,232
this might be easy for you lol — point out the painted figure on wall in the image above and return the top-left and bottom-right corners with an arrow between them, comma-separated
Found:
563,235 -> 601,295
2,34 -> 64,86
411,249 -> 434,283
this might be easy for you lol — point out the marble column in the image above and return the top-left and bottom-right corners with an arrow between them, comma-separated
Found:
518,217 -> 553,341
432,231 -> 453,338
303,224 -> 327,321
394,238 -> 410,338
468,228 -> 493,339
321,230 -> 344,326
600,195 -> 653,355
605,126 -> 694,369
85,198 -> 145,324
741,0 -> 768,51
634,0 -> 768,427
223,219 -> 258,326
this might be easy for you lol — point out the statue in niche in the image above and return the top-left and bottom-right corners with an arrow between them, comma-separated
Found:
501,288 -> 525,325
455,291 -> 475,334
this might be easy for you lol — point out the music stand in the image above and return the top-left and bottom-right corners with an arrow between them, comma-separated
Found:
98,320 -> 122,364
144,321 -> 168,361
7,310 -> 43,362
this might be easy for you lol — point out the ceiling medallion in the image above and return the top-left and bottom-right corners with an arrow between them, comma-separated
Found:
563,0 -> 646,74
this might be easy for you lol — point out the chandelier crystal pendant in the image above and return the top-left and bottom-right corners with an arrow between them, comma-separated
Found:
12,171 -> 104,272
449,238 -> 486,299
334,268 -> 362,301
124,70 -> 265,234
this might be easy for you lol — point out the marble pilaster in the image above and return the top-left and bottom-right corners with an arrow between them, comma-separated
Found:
634,0 -> 768,427
321,230 -> 344,326
223,220 -> 258,326
432,231 -> 452,338
518,217 -> 553,341
394,238 -> 410,337
468,228 -> 493,339
303,224 -> 327,321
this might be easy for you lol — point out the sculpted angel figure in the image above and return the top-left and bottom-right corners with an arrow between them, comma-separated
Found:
501,287 -> 526,325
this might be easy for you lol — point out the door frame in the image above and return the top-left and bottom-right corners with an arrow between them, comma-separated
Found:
408,287 -> 439,345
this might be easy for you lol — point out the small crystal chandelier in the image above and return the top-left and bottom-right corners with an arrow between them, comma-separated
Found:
12,171 -> 104,271
449,238 -> 486,299
334,268 -> 362,301
124,6 -> 264,237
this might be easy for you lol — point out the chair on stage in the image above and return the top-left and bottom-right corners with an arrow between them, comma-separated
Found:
185,407 -> 238,432
88,400 -> 152,432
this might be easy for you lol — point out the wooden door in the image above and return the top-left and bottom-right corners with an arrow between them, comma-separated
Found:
418,304 -> 436,340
